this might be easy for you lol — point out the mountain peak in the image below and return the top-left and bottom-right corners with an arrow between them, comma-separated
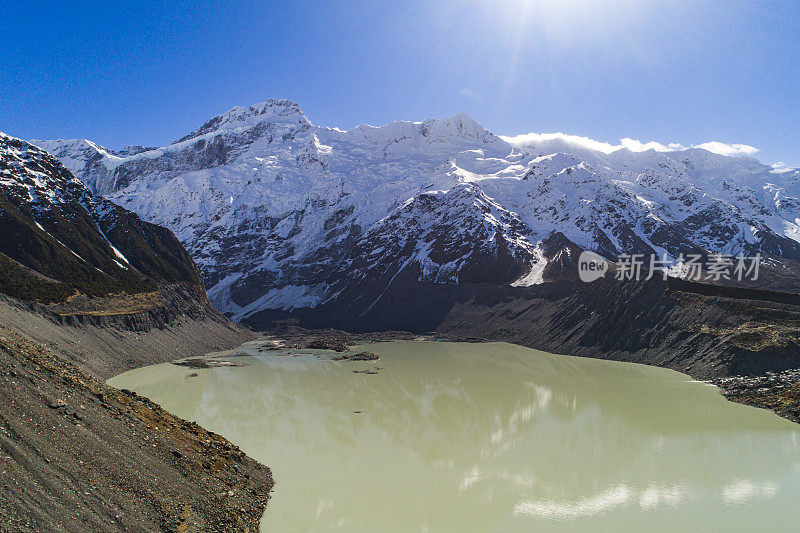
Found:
419,112 -> 494,143
174,99 -> 310,144
347,112 -> 502,151
448,111 -> 481,126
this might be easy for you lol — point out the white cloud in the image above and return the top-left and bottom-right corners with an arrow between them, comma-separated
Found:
501,132 -> 759,157
694,141 -> 759,156
769,162 -> 797,174
459,87 -> 483,101
502,132 -> 624,154
619,137 -> 686,152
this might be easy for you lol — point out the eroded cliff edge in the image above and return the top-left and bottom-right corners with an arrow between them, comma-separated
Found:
0,284 -> 257,380
251,275 -> 800,423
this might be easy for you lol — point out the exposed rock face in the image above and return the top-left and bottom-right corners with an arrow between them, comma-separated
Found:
254,273 -> 800,380
32,101 -> 800,323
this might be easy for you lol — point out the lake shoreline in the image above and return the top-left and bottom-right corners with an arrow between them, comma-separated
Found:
262,323 -> 800,426
0,292 -> 271,531
0,325 -> 273,531
110,337 -> 800,531
715,369 -> 800,424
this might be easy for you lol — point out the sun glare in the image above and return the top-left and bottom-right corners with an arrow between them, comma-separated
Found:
493,0 -> 645,37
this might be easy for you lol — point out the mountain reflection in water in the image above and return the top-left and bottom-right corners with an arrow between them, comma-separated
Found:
109,341 -> 800,532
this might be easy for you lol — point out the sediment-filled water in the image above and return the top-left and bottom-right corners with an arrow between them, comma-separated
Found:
108,341 -> 800,532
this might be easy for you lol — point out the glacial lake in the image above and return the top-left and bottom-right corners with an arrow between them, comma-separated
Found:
108,341 -> 800,532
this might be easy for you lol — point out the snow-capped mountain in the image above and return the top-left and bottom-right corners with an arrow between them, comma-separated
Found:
31,100 -> 800,321
0,133 -> 203,301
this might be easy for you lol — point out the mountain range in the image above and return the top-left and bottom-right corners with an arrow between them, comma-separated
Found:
29,99 -> 800,327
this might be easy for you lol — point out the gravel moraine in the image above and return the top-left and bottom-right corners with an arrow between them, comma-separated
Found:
0,326 -> 273,532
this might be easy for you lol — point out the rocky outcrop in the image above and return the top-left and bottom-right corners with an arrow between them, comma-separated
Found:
715,369 -> 800,423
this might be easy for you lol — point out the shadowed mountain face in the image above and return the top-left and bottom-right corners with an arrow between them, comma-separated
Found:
0,133 -> 203,303
33,100 -> 800,322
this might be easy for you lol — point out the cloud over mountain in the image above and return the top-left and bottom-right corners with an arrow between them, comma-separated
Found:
502,132 -> 759,157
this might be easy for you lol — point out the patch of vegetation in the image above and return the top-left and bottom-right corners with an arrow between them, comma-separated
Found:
94,201 -> 204,288
694,322 -> 800,351
0,254 -> 76,303
0,253 -> 158,305
0,197 -> 163,304
47,290 -> 162,316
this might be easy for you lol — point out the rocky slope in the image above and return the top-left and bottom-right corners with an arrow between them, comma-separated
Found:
0,289 -> 256,380
0,131 -> 258,375
0,326 -> 271,532
0,132 -> 269,530
715,368 -> 800,424
34,101 -> 800,323
259,268 -> 800,380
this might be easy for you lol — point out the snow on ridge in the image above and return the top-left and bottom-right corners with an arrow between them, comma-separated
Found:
344,112 -> 504,152
1,133 -> 87,206
174,98 -> 310,145
502,131 -> 759,158
26,103 -> 800,316
0,133 -> 141,274
94,223 -> 130,266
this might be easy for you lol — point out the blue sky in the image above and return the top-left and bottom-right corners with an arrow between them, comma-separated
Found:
1,0 -> 798,166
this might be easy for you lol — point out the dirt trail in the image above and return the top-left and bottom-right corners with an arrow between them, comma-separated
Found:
0,287 -> 257,380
